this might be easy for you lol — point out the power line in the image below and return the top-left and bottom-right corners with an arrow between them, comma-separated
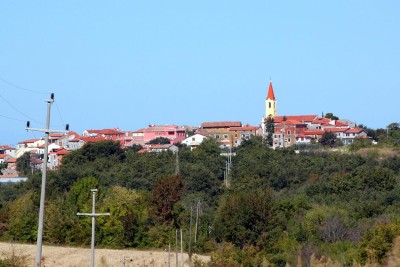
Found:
0,113 -> 26,122
0,92 -> 44,125
54,101 -> 65,127
0,76 -> 50,95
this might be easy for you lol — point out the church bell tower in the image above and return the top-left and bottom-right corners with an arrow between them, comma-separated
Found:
266,80 -> 277,118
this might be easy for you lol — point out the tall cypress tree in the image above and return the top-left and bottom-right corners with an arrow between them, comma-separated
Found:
265,116 -> 275,146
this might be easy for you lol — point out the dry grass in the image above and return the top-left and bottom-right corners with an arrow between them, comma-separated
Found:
356,147 -> 400,159
0,242 -> 209,267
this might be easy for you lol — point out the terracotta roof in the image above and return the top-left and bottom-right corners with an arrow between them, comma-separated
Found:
86,129 -> 102,134
56,149 -> 70,155
267,81 -> 276,100
133,128 -> 146,133
335,121 -> 349,127
100,129 -> 123,135
67,131 -> 81,137
4,158 -> 16,163
345,128 -> 365,134
274,115 -> 318,123
201,121 -> 242,128
0,154 -> 7,159
312,117 -> 331,124
49,133 -> 63,138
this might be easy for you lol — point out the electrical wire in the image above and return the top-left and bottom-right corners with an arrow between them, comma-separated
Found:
54,101 -> 65,127
0,76 -> 69,131
0,92 -> 44,125
0,113 -> 26,122
0,76 -> 50,95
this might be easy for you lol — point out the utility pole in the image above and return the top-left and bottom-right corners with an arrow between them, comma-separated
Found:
194,201 -> 200,243
168,243 -> 171,267
77,189 -> 110,267
188,207 -> 193,265
175,150 -> 180,176
175,229 -> 178,267
180,229 -> 184,267
26,93 -> 68,267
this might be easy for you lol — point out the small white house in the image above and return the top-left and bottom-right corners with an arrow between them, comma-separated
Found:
181,134 -> 208,150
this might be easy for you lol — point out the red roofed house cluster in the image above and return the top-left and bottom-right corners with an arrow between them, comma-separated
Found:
1,80 -> 368,179
260,81 -> 368,148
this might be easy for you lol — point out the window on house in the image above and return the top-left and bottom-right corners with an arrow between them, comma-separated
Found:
224,134 -> 228,139
216,135 -> 219,139
192,137 -> 195,141
288,138 -> 291,142
287,130 -> 291,135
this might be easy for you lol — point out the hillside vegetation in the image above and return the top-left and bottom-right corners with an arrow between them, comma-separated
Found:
1,129 -> 400,266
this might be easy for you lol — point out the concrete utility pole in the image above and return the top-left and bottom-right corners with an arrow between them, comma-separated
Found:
194,201 -> 201,243
77,189 -> 110,267
175,229 -> 178,267
180,229 -> 184,267
26,93 -> 68,267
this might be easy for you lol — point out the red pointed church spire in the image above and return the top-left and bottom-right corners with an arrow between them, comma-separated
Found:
267,81 -> 275,100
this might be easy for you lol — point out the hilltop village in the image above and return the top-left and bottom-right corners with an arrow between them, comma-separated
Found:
0,81 -> 368,178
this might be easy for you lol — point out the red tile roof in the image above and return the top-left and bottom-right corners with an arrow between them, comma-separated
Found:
335,121 -> 349,127
312,117 -> 331,124
4,158 -> 16,163
274,115 -> 318,123
56,149 -> 70,155
86,129 -> 102,134
100,129 -> 123,135
345,128 -> 365,134
201,121 -> 242,128
267,81 -> 276,100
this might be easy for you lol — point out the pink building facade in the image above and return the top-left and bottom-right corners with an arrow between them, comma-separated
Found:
143,125 -> 186,144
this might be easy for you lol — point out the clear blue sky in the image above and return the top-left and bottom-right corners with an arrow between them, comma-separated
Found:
1,1 -> 399,145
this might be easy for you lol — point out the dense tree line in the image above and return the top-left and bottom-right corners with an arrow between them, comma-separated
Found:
1,128 -> 400,266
